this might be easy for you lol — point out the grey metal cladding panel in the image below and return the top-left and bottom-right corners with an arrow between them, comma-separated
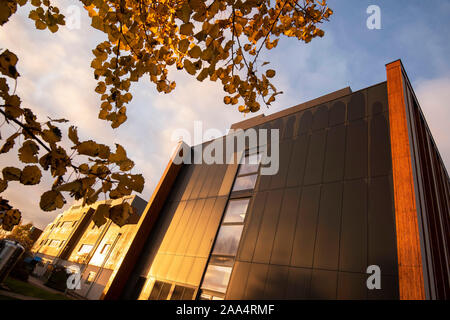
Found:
297,110 -> 313,135
339,179 -> 368,273
367,275 -> 399,300
283,115 -> 297,139
237,192 -> 268,262
257,172 -> 272,191
286,135 -> 309,188
226,261 -> 251,299
263,264 -> 289,299
303,130 -> 327,185
323,125 -> 346,183
140,200 -> 181,274
370,113 -> 392,177
187,198 -> 217,257
329,101 -> 346,127
286,267 -> 312,299
269,140 -> 293,190
291,185 -> 321,268
347,91 -> 366,121
179,198 -> 206,255
198,164 -> 218,199
197,196 -> 228,257
207,164 -> 228,198
344,119 -> 368,180
337,272 -> 368,300
166,200 -> 196,254
181,164 -> 202,201
368,82 -> 388,116
170,165 -> 195,202
313,182 -> 343,270
189,163 -> 209,200
244,263 -> 269,300
312,105 -> 329,131
309,269 -> 338,300
252,189 -> 284,264
368,176 -> 398,276
270,187 -> 302,266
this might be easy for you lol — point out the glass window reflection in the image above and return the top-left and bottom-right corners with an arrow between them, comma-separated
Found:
212,225 -> 244,256
201,265 -> 232,293
232,174 -> 258,192
223,199 -> 249,223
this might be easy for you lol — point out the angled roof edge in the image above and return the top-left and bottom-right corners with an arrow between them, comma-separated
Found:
230,86 -> 352,130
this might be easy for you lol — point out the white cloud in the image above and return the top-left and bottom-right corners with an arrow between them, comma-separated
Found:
414,77 -> 450,171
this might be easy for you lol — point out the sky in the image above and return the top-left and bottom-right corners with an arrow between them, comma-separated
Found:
0,0 -> 449,229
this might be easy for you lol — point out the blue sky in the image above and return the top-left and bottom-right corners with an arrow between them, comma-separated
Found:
1,0 -> 449,228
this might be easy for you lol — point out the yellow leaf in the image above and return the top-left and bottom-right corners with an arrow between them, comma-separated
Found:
18,140 -> 40,163
20,165 -> 42,185
40,190 -> 65,211
35,20 -> 46,30
109,202 -> 132,227
93,204 -> 109,227
0,49 -> 20,79
180,23 -> 194,36
95,81 -> 106,94
178,39 -> 190,53
68,126 -> 79,145
188,45 -> 201,59
0,179 -> 7,192
266,69 -> 276,78
2,167 -> 21,181
184,59 -> 196,75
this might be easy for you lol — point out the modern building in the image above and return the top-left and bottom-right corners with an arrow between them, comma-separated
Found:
98,60 -> 448,301
33,60 -> 449,300
32,194 -> 147,299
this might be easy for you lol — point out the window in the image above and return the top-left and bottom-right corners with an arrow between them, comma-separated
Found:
231,154 -> 261,192
201,265 -> 232,294
149,281 -> 172,300
49,240 -> 60,248
237,153 -> 262,175
222,199 -> 249,223
211,225 -> 244,256
170,285 -> 195,300
232,175 -> 258,191
85,271 -> 96,284
72,221 -> 77,228
199,152 -> 260,299
59,240 -> 65,248
100,244 -> 111,254
78,244 -> 93,254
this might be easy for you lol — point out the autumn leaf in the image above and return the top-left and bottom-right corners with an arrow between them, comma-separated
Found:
93,203 -> 110,227
19,165 -> 42,185
40,190 -> 65,211
0,49 -> 19,79
2,167 -> 21,181
18,140 -> 40,163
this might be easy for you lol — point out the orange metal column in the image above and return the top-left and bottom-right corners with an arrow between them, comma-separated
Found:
386,60 -> 425,300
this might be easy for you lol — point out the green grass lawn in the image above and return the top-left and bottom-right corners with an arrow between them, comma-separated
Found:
4,277 -> 72,300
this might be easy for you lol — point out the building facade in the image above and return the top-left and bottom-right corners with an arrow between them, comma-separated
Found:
32,194 -> 147,299
103,60 -> 449,301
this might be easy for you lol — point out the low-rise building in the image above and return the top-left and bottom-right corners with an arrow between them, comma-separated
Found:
32,194 -> 147,299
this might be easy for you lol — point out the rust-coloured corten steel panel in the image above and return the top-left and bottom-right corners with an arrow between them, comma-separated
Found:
386,60 -> 425,300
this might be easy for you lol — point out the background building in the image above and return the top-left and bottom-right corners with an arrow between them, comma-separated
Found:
32,194 -> 147,299
105,60 -> 449,301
